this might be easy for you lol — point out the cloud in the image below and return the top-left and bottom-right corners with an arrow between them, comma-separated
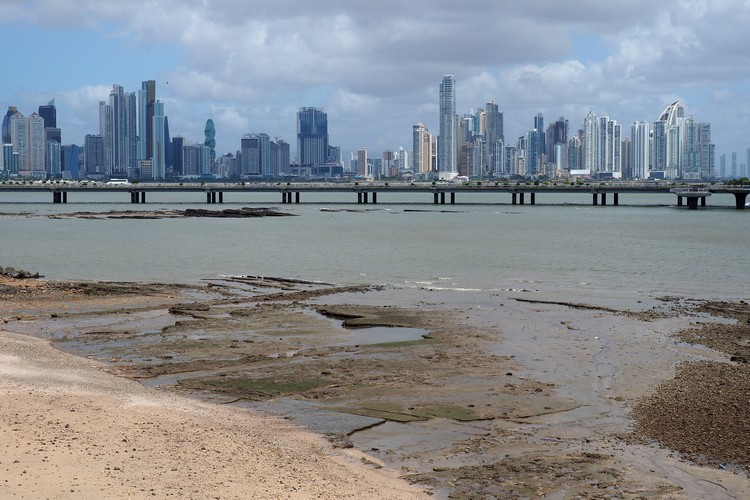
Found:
1,1 -> 749,157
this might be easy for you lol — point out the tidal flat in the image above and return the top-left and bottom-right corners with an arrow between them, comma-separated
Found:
2,274 -> 750,498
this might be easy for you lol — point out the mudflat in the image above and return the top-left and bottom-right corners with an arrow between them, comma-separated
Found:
1,275 -> 749,498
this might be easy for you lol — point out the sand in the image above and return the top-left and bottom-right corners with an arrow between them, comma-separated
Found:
3,275 -> 750,499
0,330 -> 425,499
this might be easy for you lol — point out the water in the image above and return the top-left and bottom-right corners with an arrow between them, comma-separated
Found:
1,190 -> 748,302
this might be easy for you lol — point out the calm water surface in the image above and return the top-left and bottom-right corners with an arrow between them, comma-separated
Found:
1,190 -> 747,303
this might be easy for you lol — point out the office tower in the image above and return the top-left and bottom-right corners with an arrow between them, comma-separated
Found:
141,80 -> 156,160
151,101 -> 166,179
328,145 -> 342,166
621,138 -> 631,179
204,119 -> 216,161
240,134 -> 261,175
84,134 -> 105,175
546,117 -> 568,164
567,135 -> 582,172
534,113 -> 545,163
109,85 -> 128,174
47,141 -> 61,176
2,106 -> 18,145
2,144 -> 17,173
485,101 -> 503,174
527,127 -> 541,176
719,154 -> 726,178
172,136 -> 184,176
296,107 -> 328,166
357,148 -> 367,176
38,100 -> 57,128
681,118 -> 714,180
258,132 -> 270,176
271,138 -> 290,176
438,75 -> 456,178
731,152 -> 737,178
61,144 -> 80,179
631,122 -> 650,179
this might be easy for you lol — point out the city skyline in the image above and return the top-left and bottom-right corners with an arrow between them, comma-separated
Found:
0,2 -> 749,162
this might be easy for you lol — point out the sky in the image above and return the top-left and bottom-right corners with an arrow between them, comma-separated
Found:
2,0 -> 750,164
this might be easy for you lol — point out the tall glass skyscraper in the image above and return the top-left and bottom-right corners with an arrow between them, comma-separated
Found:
438,75 -> 456,179
296,107 -> 328,166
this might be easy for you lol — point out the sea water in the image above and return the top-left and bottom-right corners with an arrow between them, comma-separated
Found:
1,190 -> 748,303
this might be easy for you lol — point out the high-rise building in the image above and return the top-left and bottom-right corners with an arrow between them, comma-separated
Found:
141,80 -> 156,160
631,122 -> 650,179
10,112 -> 45,173
99,101 -> 113,173
2,106 -> 18,145
38,100 -> 57,128
204,119 -> 216,163
171,136 -> 185,176
240,134 -> 261,176
296,107 -> 328,166
84,134 -> 105,176
682,117 -> 714,180
271,138 -> 290,176
357,148 -> 368,176
652,101 -> 684,179
47,140 -> 61,177
61,144 -> 80,179
412,122 -> 432,174
485,101 -> 503,175
438,75 -> 456,179
151,101 -> 166,179
583,111 -> 598,174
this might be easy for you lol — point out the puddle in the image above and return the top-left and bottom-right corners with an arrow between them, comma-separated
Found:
333,326 -> 427,346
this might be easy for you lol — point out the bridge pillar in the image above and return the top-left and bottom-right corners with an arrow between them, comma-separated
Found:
687,197 -> 699,210
450,192 -> 455,204
62,192 -> 67,203
440,192 -> 446,205
592,193 -> 598,206
701,196 -> 706,207
130,192 -> 136,203
212,192 -> 217,204
52,191 -> 59,203
141,192 -> 145,203
357,192 -> 362,204
601,193 -> 607,206
219,192 -> 224,204
363,192 -> 369,204
433,192 -> 438,204
614,193 -> 619,206
295,192 -> 300,203
530,192 -> 536,205
372,192 -> 377,204
677,196 -> 683,207
207,192 -> 212,204
512,192 -> 517,205
733,192 -> 748,209
519,193 -> 525,205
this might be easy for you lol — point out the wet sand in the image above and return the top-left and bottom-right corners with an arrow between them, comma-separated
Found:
2,276 -> 750,498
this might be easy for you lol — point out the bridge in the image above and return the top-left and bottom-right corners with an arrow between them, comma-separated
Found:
1,181 -> 748,210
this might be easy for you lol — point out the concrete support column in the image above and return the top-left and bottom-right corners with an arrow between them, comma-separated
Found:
519,193 -> 525,205
295,192 -> 300,203
62,192 -> 67,203
372,192 -> 377,204
440,192 -> 446,205
687,197 -> 699,210
219,192 -> 224,204
433,192 -> 439,204
363,192 -> 369,204
52,192 -> 59,203
512,192 -> 517,205
211,192 -> 217,204
614,193 -> 619,206
450,192 -> 455,204
700,196 -> 706,207
592,193 -> 598,206
734,193 -> 747,209
207,192 -> 212,204
677,196 -> 683,207
357,192 -> 362,204
601,193 -> 607,206
530,192 -> 536,205
140,192 -> 145,203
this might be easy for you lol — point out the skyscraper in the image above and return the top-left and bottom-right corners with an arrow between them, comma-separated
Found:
141,80 -> 156,160
296,107 -> 328,166
485,101 -> 504,174
151,101 -> 166,179
631,122 -> 650,179
204,119 -> 216,161
438,75 -> 456,179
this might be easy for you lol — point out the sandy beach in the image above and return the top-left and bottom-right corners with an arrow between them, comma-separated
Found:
2,274 -> 750,498
0,329 -> 425,499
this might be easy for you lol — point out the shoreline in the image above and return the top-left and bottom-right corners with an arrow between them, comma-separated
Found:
2,275 -> 750,498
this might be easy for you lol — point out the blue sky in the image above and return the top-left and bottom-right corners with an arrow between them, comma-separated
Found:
1,0 -> 749,164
